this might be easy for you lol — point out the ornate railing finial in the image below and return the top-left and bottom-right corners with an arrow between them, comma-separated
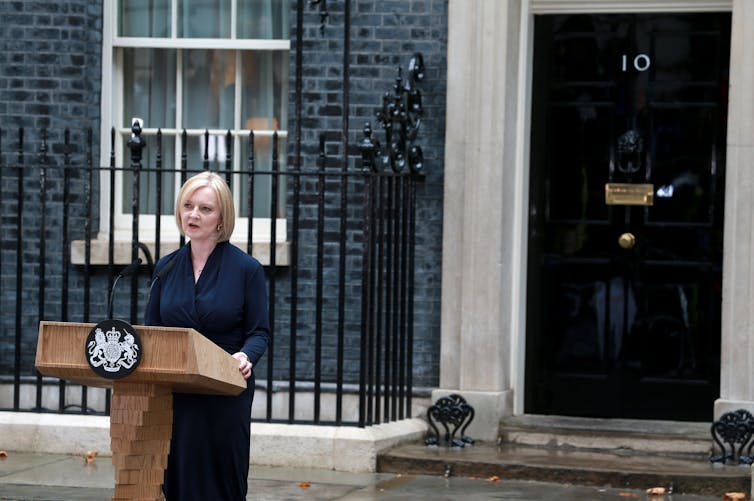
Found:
126,118 -> 145,164
359,53 -> 425,175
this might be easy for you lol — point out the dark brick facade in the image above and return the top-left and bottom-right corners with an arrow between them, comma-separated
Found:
285,0 -> 446,386
0,1 -> 102,135
0,0 -> 446,393
0,0 -> 105,383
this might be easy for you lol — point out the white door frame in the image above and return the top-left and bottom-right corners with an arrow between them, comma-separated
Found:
439,0 -> 734,428
513,0 -> 733,414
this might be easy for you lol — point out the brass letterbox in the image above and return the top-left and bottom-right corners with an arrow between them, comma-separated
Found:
605,183 -> 654,206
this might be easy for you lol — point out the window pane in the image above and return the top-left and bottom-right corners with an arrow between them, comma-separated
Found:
186,132 -> 234,172
238,135 -> 287,218
178,0 -> 231,38
183,50 -> 235,130
122,48 -> 177,215
237,0 -> 289,39
115,1 -> 289,223
241,50 -> 289,131
123,48 -> 177,129
122,135 -> 177,215
118,0 -> 170,37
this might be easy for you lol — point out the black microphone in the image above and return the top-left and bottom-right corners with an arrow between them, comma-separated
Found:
108,258 -> 142,319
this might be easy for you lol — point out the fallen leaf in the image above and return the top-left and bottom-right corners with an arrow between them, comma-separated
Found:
646,487 -> 665,495
299,481 -> 311,489
724,493 -> 746,501
618,493 -> 638,498
0,451 -> 7,458
486,475 -> 501,482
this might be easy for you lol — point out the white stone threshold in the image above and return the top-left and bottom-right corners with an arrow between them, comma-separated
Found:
0,411 -> 427,473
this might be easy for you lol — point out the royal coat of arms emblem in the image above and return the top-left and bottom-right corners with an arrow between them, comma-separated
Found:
85,319 -> 142,379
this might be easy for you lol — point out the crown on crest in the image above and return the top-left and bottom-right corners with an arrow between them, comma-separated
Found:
106,327 -> 121,343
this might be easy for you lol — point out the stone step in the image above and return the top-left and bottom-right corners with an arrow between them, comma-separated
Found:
377,442 -> 751,496
499,414 -> 712,458
378,415 -> 751,496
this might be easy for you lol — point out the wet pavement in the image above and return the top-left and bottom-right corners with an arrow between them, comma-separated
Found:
0,451 -> 738,500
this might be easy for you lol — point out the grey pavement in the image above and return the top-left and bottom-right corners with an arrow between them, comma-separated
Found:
0,452 -> 732,500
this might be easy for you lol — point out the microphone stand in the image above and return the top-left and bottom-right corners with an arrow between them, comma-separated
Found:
107,258 -> 142,320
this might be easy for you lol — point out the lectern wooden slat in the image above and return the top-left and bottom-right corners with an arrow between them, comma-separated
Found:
35,321 -> 246,501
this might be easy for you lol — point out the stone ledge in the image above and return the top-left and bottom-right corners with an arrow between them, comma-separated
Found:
0,411 -> 427,473
70,239 -> 290,266
250,419 -> 428,472
0,412 -> 111,456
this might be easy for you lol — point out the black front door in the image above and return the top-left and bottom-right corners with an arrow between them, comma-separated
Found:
525,13 -> 730,421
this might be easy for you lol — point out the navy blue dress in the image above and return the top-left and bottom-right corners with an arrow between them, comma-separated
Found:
145,241 -> 270,501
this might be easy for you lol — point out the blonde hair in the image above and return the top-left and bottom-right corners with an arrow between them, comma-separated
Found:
175,171 -> 235,242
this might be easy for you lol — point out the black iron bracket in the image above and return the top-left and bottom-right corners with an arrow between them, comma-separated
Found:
710,409 -> 754,465
425,394 -> 475,448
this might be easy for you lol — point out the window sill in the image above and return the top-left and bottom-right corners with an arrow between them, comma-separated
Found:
70,239 -> 290,267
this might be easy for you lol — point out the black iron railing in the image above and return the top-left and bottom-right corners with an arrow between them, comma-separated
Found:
0,123 -> 420,427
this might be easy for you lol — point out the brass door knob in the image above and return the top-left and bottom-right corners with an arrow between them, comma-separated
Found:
618,232 -> 636,249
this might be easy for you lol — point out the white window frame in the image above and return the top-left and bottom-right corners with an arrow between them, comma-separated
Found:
89,0 -> 289,264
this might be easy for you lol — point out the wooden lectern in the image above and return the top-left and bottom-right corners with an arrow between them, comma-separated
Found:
35,321 -> 246,501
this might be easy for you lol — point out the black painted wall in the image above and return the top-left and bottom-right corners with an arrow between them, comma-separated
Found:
0,0 -> 447,392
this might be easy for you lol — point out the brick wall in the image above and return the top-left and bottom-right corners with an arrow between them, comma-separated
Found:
0,0 -> 447,393
0,0 -> 104,381
0,0 -> 102,132
282,0 -> 447,387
